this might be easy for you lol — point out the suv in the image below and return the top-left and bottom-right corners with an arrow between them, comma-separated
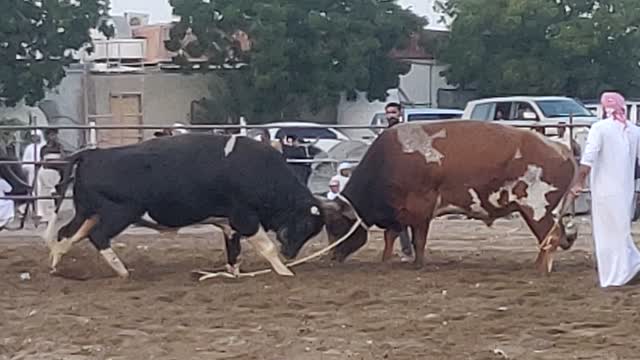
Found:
248,121 -> 351,153
463,96 -> 597,148
463,96 -> 598,214
370,107 -> 464,131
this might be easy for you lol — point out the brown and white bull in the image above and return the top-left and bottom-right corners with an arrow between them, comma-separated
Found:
320,120 -> 578,272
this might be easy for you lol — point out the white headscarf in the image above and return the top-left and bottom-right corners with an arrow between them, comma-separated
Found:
330,162 -> 355,192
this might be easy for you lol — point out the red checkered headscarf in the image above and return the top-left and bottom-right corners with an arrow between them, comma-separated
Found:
600,92 -> 627,127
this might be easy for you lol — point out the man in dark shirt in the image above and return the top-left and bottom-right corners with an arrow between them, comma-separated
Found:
40,128 -> 66,198
281,135 -> 316,186
40,129 -> 65,172
384,102 -> 414,262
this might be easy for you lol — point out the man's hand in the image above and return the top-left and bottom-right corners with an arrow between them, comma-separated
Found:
570,164 -> 591,197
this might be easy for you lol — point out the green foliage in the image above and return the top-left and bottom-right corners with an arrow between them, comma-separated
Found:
437,0 -> 640,99
169,0 -> 426,123
0,0 -> 110,107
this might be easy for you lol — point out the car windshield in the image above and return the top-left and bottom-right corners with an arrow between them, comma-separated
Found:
535,100 -> 595,118
407,113 -> 461,121
274,127 -> 338,140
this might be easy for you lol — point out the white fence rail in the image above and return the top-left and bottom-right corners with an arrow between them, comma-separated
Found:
0,122 -> 591,202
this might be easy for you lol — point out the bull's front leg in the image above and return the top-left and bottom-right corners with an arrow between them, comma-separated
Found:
207,218 -> 243,277
382,229 -> 398,262
224,232 -> 242,277
412,221 -> 431,268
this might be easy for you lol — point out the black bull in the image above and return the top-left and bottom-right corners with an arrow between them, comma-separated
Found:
43,134 -> 326,278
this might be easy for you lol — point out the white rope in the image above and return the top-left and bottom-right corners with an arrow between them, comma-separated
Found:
196,194 -> 368,281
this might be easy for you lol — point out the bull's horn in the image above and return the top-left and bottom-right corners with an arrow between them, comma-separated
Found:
314,195 -> 341,213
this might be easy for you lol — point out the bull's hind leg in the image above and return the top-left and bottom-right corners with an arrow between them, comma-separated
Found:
49,215 -> 99,273
88,206 -> 143,278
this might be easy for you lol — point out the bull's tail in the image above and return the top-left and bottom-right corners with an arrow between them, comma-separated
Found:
53,149 -> 89,213
43,148 -> 91,246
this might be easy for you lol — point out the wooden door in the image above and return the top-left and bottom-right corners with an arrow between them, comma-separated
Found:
99,94 -> 143,148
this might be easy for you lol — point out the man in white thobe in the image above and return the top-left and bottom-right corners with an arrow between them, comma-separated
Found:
572,91 -> 640,287
0,178 -> 14,229
19,130 -> 46,221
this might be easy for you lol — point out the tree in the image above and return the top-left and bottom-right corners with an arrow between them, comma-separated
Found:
168,0 -> 427,123
436,0 -> 640,99
0,0 -> 110,107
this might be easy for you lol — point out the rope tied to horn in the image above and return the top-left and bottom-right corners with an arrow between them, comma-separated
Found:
196,194 -> 368,281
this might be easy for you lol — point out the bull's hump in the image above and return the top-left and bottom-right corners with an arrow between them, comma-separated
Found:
395,124 -> 447,165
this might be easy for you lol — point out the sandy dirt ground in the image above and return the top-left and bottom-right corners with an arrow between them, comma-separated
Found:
2,217 -> 640,360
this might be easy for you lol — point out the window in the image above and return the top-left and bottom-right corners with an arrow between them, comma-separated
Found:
274,127 -> 338,140
406,113 -> 461,122
534,99 -> 594,118
370,113 -> 387,127
470,103 -> 494,120
493,102 -> 512,120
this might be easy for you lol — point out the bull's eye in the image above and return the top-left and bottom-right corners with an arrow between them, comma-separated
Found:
310,206 -> 320,216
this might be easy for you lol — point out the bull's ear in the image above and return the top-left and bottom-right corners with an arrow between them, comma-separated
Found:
342,206 -> 357,220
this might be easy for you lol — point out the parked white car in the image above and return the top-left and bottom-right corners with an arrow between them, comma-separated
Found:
462,96 -> 597,149
370,107 -> 463,127
251,121 -> 351,153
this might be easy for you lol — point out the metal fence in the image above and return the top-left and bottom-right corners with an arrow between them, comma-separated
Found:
0,121 -> 591,206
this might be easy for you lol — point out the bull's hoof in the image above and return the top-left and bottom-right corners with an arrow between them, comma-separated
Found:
225,263 -> 241,278
331,253 -> 347,263
412,259 -> 425,270
534,252 -> 554,274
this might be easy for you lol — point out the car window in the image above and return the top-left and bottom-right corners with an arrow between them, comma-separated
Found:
585,105 -> 597,116
274,127 -> 338,140
493,102 -> 512,120
406,113 -> 461,121
534,99 -> 594,118
512,102 -> 538,120
371,113 -> 387,127
469,103 -> 494,120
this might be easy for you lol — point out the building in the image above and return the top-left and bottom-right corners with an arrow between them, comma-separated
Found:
336,30 -> 459,139
1,13 -> 217,154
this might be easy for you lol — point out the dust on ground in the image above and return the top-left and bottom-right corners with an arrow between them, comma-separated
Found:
2,218 -> 640,360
